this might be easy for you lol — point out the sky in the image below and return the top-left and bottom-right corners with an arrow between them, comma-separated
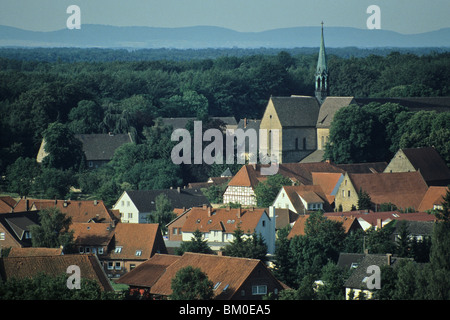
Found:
0,0 -> 449,34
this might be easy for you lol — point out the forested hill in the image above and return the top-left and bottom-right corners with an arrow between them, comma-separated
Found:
1,25 -> 450,49
0,47 -> 449,63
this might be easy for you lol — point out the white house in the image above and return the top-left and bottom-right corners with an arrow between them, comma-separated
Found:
272,185 -> 332,214
167,205 -> 276,254
112,189 -> 210,224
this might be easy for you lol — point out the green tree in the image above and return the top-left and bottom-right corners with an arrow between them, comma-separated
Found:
316,261 -> 346,300
273,226 -> 296,288
41,122 -> 85,171
34,167 -> 75,199
222,226 -> 268,262
170,266 -> 214,300
6,157 -> 41,197
365,223 -> 396,254
29,207 -> 74,250
176,229 -> 215,255
68,100 -> 104,134
395,221 -> 412,258
254,174 -> 292,207
146,194 -> 176,233
357,188 -> 372,210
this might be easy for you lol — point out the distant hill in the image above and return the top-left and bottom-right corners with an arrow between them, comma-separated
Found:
0,24 -> 449,49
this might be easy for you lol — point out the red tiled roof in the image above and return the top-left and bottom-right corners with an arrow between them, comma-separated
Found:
0,254 -> 113,291
348,171 -> 429,210
70,222 -> 115,247
288,214 -> 358,238
282,185 -> 332,213
149,252 -> 287,299
8,247 -> 63,257
418,186 -> 449,212
107,223 -> 167,260
180,206 -> 267,234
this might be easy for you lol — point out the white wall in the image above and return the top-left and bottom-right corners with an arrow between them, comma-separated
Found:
112,192 -> 141,223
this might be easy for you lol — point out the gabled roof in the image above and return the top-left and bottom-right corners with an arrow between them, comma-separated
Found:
122,188 -> 210,213
344,254 -> 412,289
391,220 -> 435,237
179,206 -> 267,234
0,254 -> 113,291
311,172 -> 344,203
0,196 -> 16,213
74,133 -> 133,161
399,147 -> 450,185
269,96 -> 320,127
418,186 -> 449,212
335,162 -> 387,174
227,165 -> 262,188
70,222 -> 115,247
116,254 -> 181,288
316,96 -> 355,128
348,171 -> 429,210
288,214 -> 360,238
107,223 -> 167,260
274,208 -> 299,230
148,252 -> 287,299
0,212 -> 39,246
161,117 -> 237,131
281,185 -> 332,213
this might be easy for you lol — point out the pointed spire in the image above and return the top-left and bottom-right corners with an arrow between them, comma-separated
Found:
316,21 -> 327,75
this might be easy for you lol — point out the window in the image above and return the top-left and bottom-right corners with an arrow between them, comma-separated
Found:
128,212 -> 133,219
114,246 -> 122,253
115,262 -> 121,270
89,161 -> 93,168
130,264 -> 136,270
0,232 -> 5,240
252,285 -> 267,295
85,247 -> 91,253
262,220 -> 266,227
107,262 -> 114,270
348,190 -> 351,197
213,282 -> 221,290
98,247 -> 104,255
135,250 -> 142,256
78,247 -> 84,253
173,228 -> 178,235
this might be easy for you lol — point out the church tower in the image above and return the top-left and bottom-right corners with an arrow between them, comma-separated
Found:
315,22 -> 328,105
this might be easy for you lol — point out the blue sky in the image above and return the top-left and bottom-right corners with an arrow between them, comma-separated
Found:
0,0 -> 448,34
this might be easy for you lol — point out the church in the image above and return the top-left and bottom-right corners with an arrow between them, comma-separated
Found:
259,23 -> 450,164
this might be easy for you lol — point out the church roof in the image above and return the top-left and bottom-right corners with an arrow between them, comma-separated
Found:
316,23 -> 328,76
270,96 -> 320,127
316,96 -> 356,128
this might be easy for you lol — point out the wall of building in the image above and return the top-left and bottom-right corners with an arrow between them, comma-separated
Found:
334,174 -> 359,212
223,186 -> 257,206
383,150 -> 415,173
317,128 -> 330,150
112,192 -> 141,223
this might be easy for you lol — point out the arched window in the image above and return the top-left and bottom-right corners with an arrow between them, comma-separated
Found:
303,138 -> 307,150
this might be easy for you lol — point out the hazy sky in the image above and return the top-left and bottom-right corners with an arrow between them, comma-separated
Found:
0,0 -> 449,34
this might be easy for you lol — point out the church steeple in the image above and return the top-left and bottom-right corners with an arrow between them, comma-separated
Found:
315,22 -> 328,105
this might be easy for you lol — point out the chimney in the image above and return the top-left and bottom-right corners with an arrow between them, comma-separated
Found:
94,200 -> 98,206
376,218 -> 382,229
244,118 -> 247,128
26,199 -> 29,212
386,253 -> 392,266
203,204 -> 207,210
237,207 -> 242,218
208,207 -> 212,217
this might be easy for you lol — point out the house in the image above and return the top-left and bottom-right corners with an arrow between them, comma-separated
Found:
0,254 -> 114,292
418,186 -> 449,211
37,133 -> 133,169
287,214 -> 362,239
384,147 -> 450,186
71,222 -> 115,256
117,252 -> 288,300
259,96 -> 320,163
103,223 -> 167,278
334,171 -> 429,212
391,220 -> 435,242
13,198 -> 118,224
324,211 -> 437,231
222,162 -> 345,206
272,185 -> 332,213
273,208 -> 299,231
113,188 -> 210,224
167,205 -> 276,254
311,172 -> 344,206
222,164 -> 262,206
344,253 -> 411,300
0,212 -> 39,250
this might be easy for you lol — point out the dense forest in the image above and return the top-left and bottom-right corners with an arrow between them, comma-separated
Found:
0,48 -> 449,204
